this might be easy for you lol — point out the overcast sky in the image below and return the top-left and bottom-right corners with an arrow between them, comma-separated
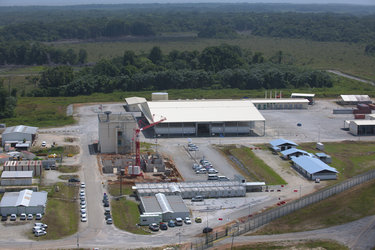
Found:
1,0 -> 374,6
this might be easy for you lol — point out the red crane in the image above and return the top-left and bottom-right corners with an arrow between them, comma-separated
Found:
133,117 -> 166,171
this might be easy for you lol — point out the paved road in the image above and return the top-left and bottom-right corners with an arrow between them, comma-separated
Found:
327,70 -> 375,86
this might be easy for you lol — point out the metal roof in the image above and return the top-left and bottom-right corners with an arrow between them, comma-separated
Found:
98,113 -> 134,123
251,98 -> 309,104
291,156 -> 338,174
315,153 -> 330,158
125,97 -> 147,105
0,190 -> 47,207
155,193 -> 173,214
140,194 -> 188,214
1,171 -> 33,178
3,125 -> 38,135
340,95 -> 371,102
281,148 -> 308,157
350,120 -> 375,126
148,99 -> 265,123
291,93 -> 315,97
269,138 -> 298,147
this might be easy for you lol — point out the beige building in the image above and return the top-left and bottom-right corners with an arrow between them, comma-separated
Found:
98,112 -> 136,154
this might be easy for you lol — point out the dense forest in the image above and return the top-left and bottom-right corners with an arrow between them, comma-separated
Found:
0,4 -> 375,43
29,45 -> 332,97
0,79 -> 17,119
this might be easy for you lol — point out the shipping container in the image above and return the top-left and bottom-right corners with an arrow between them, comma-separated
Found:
354,114 -> 365,119
353,109 -> 371,114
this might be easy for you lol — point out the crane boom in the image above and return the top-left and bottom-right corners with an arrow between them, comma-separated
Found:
134,117 -> 166,171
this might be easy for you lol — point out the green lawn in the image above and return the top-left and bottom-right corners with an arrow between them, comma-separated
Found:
252,179 -> 375,235
219,145 -> 286,185
110,197 -> 149,235
58,165 -> 80,173
108,183 -> 133,196
32,183 -> 79,240
300,141 -> 375,182
232,240 -> 348,250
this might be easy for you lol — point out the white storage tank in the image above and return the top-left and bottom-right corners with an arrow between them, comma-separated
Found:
152,92 -> 168,101
128,165 -> 133,175
133,166 -> 141,175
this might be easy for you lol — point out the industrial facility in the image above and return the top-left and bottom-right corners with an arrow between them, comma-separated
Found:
0,189 -> 48,216
1,125 -> 38,149
339,95 -> 372,105
349,120 -> 375,135
269,138 -> 298,152
252,98 -> 309,110
139,193 -> 190,225
125,97 -> 266,137
1,171 -> 33,186
134,181 -> 247,199
98,112 -> 136,154
3,160 -> 42,176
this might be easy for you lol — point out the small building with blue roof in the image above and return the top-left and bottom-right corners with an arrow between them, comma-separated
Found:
315,153 -> 332,164
269,138 -> 298,152
291,155 -> 338,181
281,148 -> 309,160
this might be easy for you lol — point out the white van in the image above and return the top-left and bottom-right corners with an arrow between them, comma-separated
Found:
207,174 -> 218,180
175,217 -> 183,226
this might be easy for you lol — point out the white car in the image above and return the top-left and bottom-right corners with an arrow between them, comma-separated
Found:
80,183 -> 85,188
81,213 -> 87,218
20,213 -> 27,220
41,141 -> 46,147
35,213 -> 43,220
80,204 -> 86,209
34,230 -> 47,237
80,200 -> 86,205
80,209 -> 86,214
32,226 -> 46,233
27,214 -> 33,220
35,223 -> 48,228
81,217 -> 87,222
185,217 -> 192,224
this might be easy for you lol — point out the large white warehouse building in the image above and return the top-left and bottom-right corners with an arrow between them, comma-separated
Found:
125,97 -> 265,137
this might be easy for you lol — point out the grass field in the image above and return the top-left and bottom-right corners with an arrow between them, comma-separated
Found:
251,178 -> 375,235
2,74 -> 375,128
228,240 -> 348,250
52,34 -> 375,81
110,197 -> 149,235
58,174 -> 79,180
34,183 -> 79,240
58,165 -> 80,173
108,183 -> 133,196
219,145 -> 286,185
300,141 -> 375,182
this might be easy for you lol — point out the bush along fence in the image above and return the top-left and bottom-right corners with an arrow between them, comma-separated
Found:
191,169 -> 375,250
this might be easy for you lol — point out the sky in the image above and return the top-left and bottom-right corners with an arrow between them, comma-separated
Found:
1,0 -> 374,7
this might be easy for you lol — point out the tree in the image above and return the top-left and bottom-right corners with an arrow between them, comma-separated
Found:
148,46 -> 163,64
78,49 -> 88,64
39,66 -> 74,96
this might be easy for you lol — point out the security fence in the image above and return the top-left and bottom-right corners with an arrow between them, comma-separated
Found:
191,169 -> 375,250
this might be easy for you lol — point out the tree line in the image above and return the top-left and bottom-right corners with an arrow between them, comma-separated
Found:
29,45 -> 332,97
1,10 -> 375,43
0,42 -> 87,65
0,79 -> 17,119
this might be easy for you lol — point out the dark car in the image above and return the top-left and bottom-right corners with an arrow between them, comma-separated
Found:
103,202 -> 109,207
168,220 -> 175,227
1,216 -> 7,221
203,227 -> 213,233
68,178 -> 80,183
159,222 -> 168,230
149,223 -> 159,231
105,214 -> 112,220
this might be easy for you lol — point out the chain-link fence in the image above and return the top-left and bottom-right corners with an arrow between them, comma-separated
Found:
191,169 -> 375,249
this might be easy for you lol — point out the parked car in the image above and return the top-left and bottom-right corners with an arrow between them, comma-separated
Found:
208,168 -> 218,174
34,223 -> 48,228
80,200 -> 86,205
81,204 -> 86,209
192,196 -> 204,202
104,209 -> 111,215
20,213 -> 27,220
27,214 -> 33,220
175,217 -> 183,226
80,209 -> 86,214
195,169 -> 207,174
41,141 -> 46,147
10,214 -> 17,221
203,227 -> 213,233
195,217 -> 202,223
81,213 -> 87,218
103,202 -> 109,207
1,215 -> 7,221
218,176 -> 230,181
80,182 -> 86,188
168,220 -> 175,227
32,226 -> 46,233
68,178 -> 80,183
34,230 -> 47,237
35,213 -> 43,220
184,217 -> 192,224
81,217 -> 87,222
149,223 -> 160,231
106,218 -> 113,224
105,214 -> 111,220
159,222 -> 168,230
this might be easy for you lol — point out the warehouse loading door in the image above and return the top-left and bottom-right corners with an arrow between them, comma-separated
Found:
197,123 -> 210,136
